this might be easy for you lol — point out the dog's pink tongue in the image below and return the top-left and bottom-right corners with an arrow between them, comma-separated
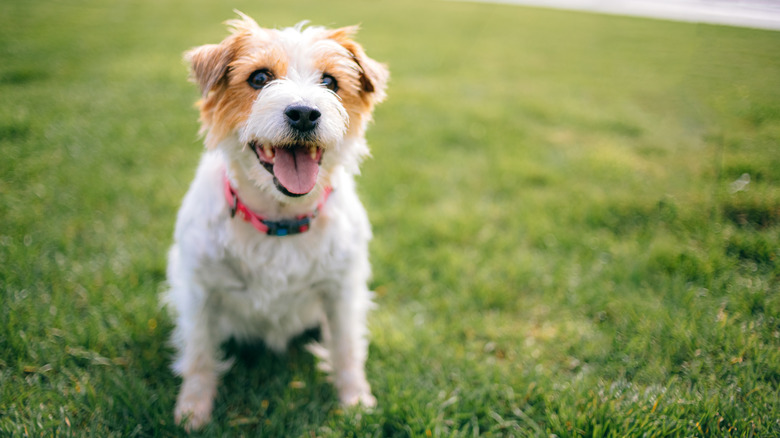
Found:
273,147 -> 319,195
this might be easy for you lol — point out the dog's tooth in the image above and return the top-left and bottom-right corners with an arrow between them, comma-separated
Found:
263,144 -> 275,159
309,145 -> 318,160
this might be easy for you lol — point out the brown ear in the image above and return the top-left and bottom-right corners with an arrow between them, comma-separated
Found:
355,51 -> 389,102
184,42 -> 235,97
327,26 -> 389,105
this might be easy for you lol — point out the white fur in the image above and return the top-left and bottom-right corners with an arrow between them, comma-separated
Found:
164,20 -> 381,431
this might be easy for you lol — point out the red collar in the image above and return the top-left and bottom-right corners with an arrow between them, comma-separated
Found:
223,172 -> 332,236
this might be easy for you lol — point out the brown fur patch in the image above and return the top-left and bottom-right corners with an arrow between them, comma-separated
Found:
325,27 -> 388,105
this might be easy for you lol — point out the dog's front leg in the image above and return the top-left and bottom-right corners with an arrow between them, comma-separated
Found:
172,304 -> 222,431
322,279 -> 376,408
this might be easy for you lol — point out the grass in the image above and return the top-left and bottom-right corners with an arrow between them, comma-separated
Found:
1,0 -> 779,436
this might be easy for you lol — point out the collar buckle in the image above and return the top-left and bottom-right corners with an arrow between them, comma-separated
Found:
263,216 -> 311,236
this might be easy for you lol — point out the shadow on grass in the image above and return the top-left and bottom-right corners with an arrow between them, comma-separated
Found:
186,328 -> 341,435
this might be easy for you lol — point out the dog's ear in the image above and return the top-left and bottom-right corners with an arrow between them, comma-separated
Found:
327,26 -> 389,105
184,41 -> 236,98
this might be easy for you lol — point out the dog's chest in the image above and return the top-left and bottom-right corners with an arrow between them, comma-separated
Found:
205,226 -> 350,344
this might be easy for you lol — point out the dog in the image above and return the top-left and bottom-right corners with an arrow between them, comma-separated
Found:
163,12 -> 388,430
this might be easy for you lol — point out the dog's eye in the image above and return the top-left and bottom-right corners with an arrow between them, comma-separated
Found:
247,69 -> 273,90
321,74 -> 338,92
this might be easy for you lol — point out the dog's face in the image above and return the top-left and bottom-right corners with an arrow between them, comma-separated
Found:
186,14 -> 388,199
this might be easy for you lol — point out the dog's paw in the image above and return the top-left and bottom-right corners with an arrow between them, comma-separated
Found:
342,390 -> 377,409
175,394 -> 213,431
336,375 -> 376,408
339,388 -> 377,408
174,375 -> 216,431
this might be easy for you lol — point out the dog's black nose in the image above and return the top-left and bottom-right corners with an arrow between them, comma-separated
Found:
284,105 -> 321,132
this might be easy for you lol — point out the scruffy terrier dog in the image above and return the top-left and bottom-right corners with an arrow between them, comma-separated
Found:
164,12 -> 387,430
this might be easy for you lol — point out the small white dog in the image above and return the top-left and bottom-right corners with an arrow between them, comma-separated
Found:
163,13 -> 388,430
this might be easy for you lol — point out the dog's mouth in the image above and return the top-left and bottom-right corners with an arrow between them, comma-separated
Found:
249,140 -> 324,197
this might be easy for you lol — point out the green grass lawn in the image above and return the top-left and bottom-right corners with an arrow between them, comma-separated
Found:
1,0 -> 778,436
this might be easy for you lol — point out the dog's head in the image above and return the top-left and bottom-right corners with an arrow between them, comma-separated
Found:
186,12 -> 388,200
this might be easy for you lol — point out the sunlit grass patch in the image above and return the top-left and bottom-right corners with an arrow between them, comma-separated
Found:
1,0 -> 779,436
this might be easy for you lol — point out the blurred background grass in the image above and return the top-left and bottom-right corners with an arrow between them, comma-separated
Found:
1,0 -> 778,436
